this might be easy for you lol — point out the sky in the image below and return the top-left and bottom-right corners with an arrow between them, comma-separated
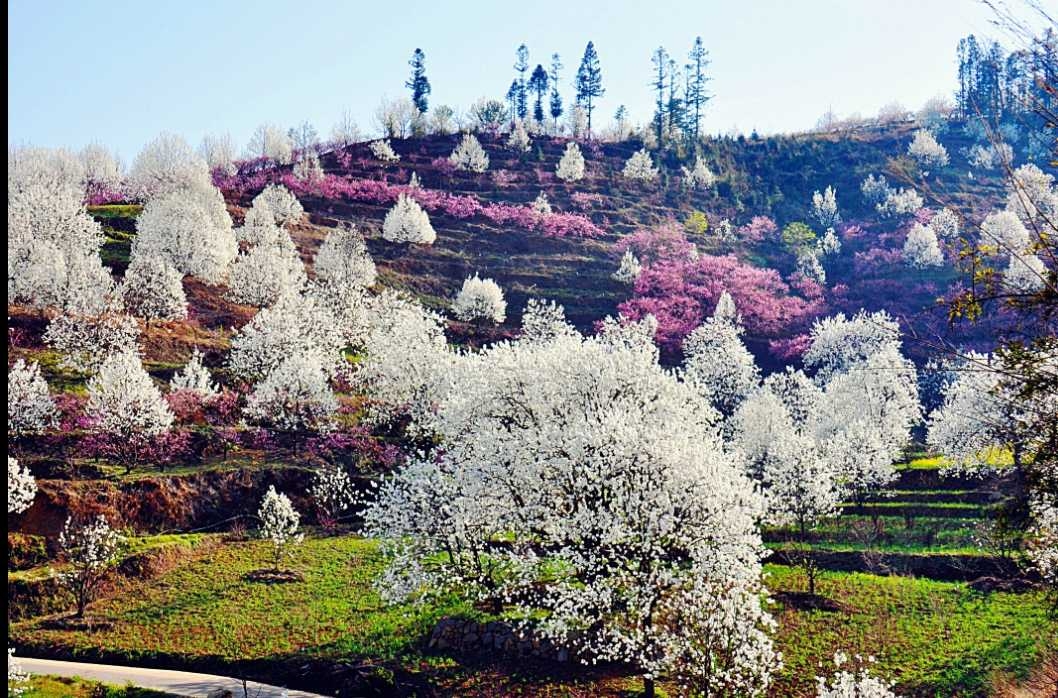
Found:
6,0 -> 1033,160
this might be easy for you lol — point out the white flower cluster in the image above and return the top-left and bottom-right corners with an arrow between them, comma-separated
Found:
8,359 -> 58,436
907,129 -> 949,171
622,149 -> 658,182
612,250 -> 642,284
382,194 -> 436,245
369,139 -> 400,164
555,142 -> 585,183
902,223 -> 944,269
257,486 -> 303,570
8,457 -> 37,515
681,157 -> 716,189
452,274 -> 507,324
449,134 -> 490,173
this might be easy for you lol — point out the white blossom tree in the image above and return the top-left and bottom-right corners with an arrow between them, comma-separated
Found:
246,124 -> 294,165
363,305 -> 778,697
58,514 -> 126,617
170,349 -> 218,397
368,139 -> 401,163
612,250 -> 642,283
119,253 -> 188,322
930,208 -> 960,240
227,224 -> 306,306
681,157 -> 716,189
1026,494 -> 1057,591
815,652 -> 901,698
449,134 -> 490,173
257,486 -> 303,571
198,133 -> 238,176
980,209 -> 1031,256
812,186 -> 841,229
313,225 -> 377,289
683,292 -> 760,424
1005,163 -> 1057,226
293,150 -> 324,183
132,185 -> 236,284
555,142 -> 585,182
84,351 -> 175,473
902,223 -> 944,269
126,133 -> 212,199
8,359 -> 58,436
80,143 -> 124,197
506,120 -> 532,153
8,647 -> 30,697
44,311 -> 140,373
310,464 -> 356,524
877,188 -> 924,218
861,174 -> 892,206
451,274 -> 506,324
622,149 -> 658,182
251,184 -> 304,228
382,194 -> 436,245
817,228 -> 842,257
244,353 -> 339,445
1002,253 -> 1048,293
531,192 -> 552,215
907,129 -> 949,171
8,457 -> 37,514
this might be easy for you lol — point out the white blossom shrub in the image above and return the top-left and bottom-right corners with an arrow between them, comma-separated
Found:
368,139 -> 400,164
8,359 -> 58,436
929,208 -> 960,240
58,514 -> 126,617
1027,495 -> 1058,590
251,184 -> 304,228
622,148 -> 658,182
8,457 -> 36,514
293,150 -> 324,183
119,254 -> 188,322
382,194 -> 436,245
244,353 -> 339,436
257,485 -> 303,571
681,157 -> 716,189
170,349 -> 218,397
449,134 -> 490,173
80,143 -> 123,195
246,124 -> 293,164
44,312 -> 140,373
612,250 -> 642,283
907,129 -> 949,170
227,225 -> 306,306
797,248 -> 827,284
812,186 -> 841,229
506,120 -> 532,153
815,652 -> 900,698
877,188 -> 924,218
1005,163 -> 1057,225
555,142 -> 585,182
452,274 -> 507,324
8,647 -> 30,697
132,185 -> 236,284
683,292 -> 760,422
967,142 -> 1013,171
127,133 -> 211,199
1002,254 -> 1048,293
817,228 -> 842,257
310,464 -> 357,522
980,209 -> 1031,255
314,224 -> 377,289
198,133 -> 238,176
860,174 -> 892,206
530,192 -> 552,216
902,223 -> 944,269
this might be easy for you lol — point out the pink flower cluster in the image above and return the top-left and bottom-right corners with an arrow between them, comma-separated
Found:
737,216 -> 778,245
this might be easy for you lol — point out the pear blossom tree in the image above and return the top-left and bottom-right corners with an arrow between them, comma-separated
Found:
902,223 -> 944,269
877,188 -> 924,218
555,142 -> 585,182
612,250 -> 642,283
244,353 -> 339,449
530,192 -> 552,215
368,139 -> 401,163
622,148 -> 658,182
119,253 -> 188,322
313,224 -> 377,289
8,359 -> 58,437
681,157 -> 716,189
251,184 -> 304,228
246,124 -> 294,164
452,274 -> 507,324
815,652 -> 901,698
382,193 -> 436,244
817,228 -> 842,257
811,186 -> 841,229
1002,253 -> 1048,293
58,514 -> 126,617
907,129 -> 949,171
198,133 -> 238,176
79,143 -> 123,199
44,311 -> 140,373
980,209 -> 1031,256
293,150 -> 324,183
8,647 -> 30,697
8,457 -> 37,514
310,463 -> 357,527
506,120 -> 532,153
860,174 -> 892,206
257,486 -> 303,571
930,208 -> 960,240
449,134 -> 490,173
170,349 -> 218,397
132,185 -> 236,284
364,303 -> 779,698
227,224 -> 306,306
126,133 -> 211,198
1005,163 -> 1057,226
683,292 -> 760,423
84,351 -> 175,473
1027,494 -> 1057,592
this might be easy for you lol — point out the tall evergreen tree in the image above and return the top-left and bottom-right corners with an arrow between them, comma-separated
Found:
685,36 -> 712,143
666,58 -> 685,140
514,44 -> 530,121
575,42 -> 605,136
650,47 -> 670,146
405,48 -> 431,114
505,79 -> 520,123
549,53 -> 564,130
529,64 -> 549,125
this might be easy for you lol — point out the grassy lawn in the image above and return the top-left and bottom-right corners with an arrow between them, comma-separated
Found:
10,535 -> 1055,697
21,675 -> 175,698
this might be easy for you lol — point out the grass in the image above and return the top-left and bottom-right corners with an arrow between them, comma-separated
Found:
10,535 -> 1055,697
21,675 -> 175,698
86,204 -> 143,219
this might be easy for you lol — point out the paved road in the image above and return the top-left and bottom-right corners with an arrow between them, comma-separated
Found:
19,657 -> 331,698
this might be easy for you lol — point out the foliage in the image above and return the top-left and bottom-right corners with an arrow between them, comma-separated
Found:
256,485 -> 303,571
8,359 -> 58,436
58,514 -> 126,617
8,457 -> 36,515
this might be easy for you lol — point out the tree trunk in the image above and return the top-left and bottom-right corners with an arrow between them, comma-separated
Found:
643,677 -> 655,698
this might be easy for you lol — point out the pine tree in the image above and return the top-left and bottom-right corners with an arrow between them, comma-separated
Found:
529,64 -> 549,125
514,44 -> 530,121
650,47 -> 669,146
505,79 -> 520,123
575,42 -> 604,136
549,53 -> 564,131
405,48 -> 431,114
685,36 -> 711,144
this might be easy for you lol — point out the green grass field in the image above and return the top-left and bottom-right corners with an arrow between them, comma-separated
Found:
20,675 -> 174,698
10,535 -> 1055,697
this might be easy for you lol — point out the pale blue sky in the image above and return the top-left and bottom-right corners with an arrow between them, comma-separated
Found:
7,0 -> 1024,159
